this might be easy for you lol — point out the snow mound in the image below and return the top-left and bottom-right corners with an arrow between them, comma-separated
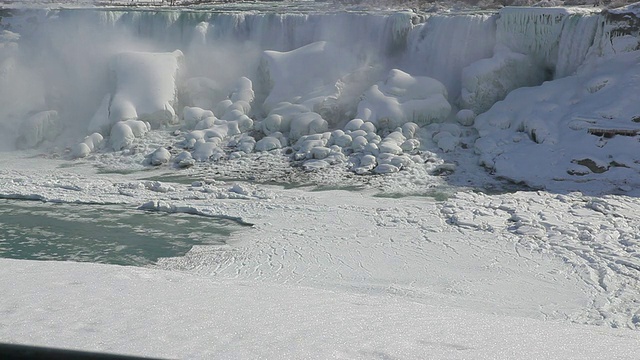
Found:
356,69 -> 451,130
71,133 -> 104,159
258,41 -> 360,115
92,50 -> 183,135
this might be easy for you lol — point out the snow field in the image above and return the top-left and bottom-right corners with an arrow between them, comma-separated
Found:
2,156 -> 640,356
3,258 -> 640,359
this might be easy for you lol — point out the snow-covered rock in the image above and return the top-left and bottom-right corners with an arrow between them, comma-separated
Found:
110,120 -> 150,151
71,133 -> 104,159
148,147 -> 171,166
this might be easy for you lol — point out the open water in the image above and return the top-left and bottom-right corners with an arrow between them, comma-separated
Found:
0,199 -> 242,266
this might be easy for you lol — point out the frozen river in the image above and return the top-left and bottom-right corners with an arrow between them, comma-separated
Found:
2,1 -> 640,358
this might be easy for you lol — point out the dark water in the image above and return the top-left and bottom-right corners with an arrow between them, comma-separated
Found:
0,199 -> 243,266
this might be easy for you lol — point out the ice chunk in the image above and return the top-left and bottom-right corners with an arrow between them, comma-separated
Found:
174,151 -> 195,168
456,109 -> 476,126
289,112 -> 328,142
183,107 -> 215,129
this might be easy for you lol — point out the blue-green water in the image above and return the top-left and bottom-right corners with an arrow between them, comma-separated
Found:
0,199 -> 244,266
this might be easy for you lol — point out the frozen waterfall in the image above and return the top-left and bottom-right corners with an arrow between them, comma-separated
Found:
0,6 -> 636,153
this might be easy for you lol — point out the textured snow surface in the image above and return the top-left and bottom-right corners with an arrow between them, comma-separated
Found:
2,154 -> 640,330
2,258 -> 640,360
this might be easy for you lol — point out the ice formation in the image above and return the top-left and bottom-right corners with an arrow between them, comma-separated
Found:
107,50 -> 183,127
0,5 -> 638,186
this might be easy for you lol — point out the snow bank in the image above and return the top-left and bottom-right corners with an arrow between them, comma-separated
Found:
3,259 -> 640,360
110,120 -> 150,151
473,50 -> 640,191
356,69 -> 451,130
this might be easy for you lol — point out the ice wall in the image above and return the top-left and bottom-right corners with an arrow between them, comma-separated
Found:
405,14 -> 496,102
51,9 -> 414,54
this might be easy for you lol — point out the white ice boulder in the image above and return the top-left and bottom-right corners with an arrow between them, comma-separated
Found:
110,120 -> 150,151
108,50 -> 183,127
183,107 -> 214,129
255,136 -> 282,152
194,117 -> 218,130
148,147 -> 171,166
374,163 -> 400,174
235,135 -> 256,154
344,119 -> 365,132
174,151 -> 195,168
456,109 -> 476,126
261,102 -> 312,136
17,110 -> 60,149
356,69 -> 451,130
192,141 -> 224,162
310,146 -> 332,160
289,112 -> 329,142
71,133 -> 104,159
401,122 -> 419,139
214,99 -> 233,118
351,136 -> 368,152
378,140 -> 403,155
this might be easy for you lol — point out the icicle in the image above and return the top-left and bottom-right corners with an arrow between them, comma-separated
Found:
555,15 -> 600,78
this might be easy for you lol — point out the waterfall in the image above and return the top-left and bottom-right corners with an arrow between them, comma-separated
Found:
405,14 -> 496,102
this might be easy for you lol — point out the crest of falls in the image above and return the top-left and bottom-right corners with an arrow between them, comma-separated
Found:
0,6 -> 637,151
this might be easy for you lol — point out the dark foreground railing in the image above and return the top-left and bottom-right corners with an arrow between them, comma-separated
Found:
0,343 -> 164,360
